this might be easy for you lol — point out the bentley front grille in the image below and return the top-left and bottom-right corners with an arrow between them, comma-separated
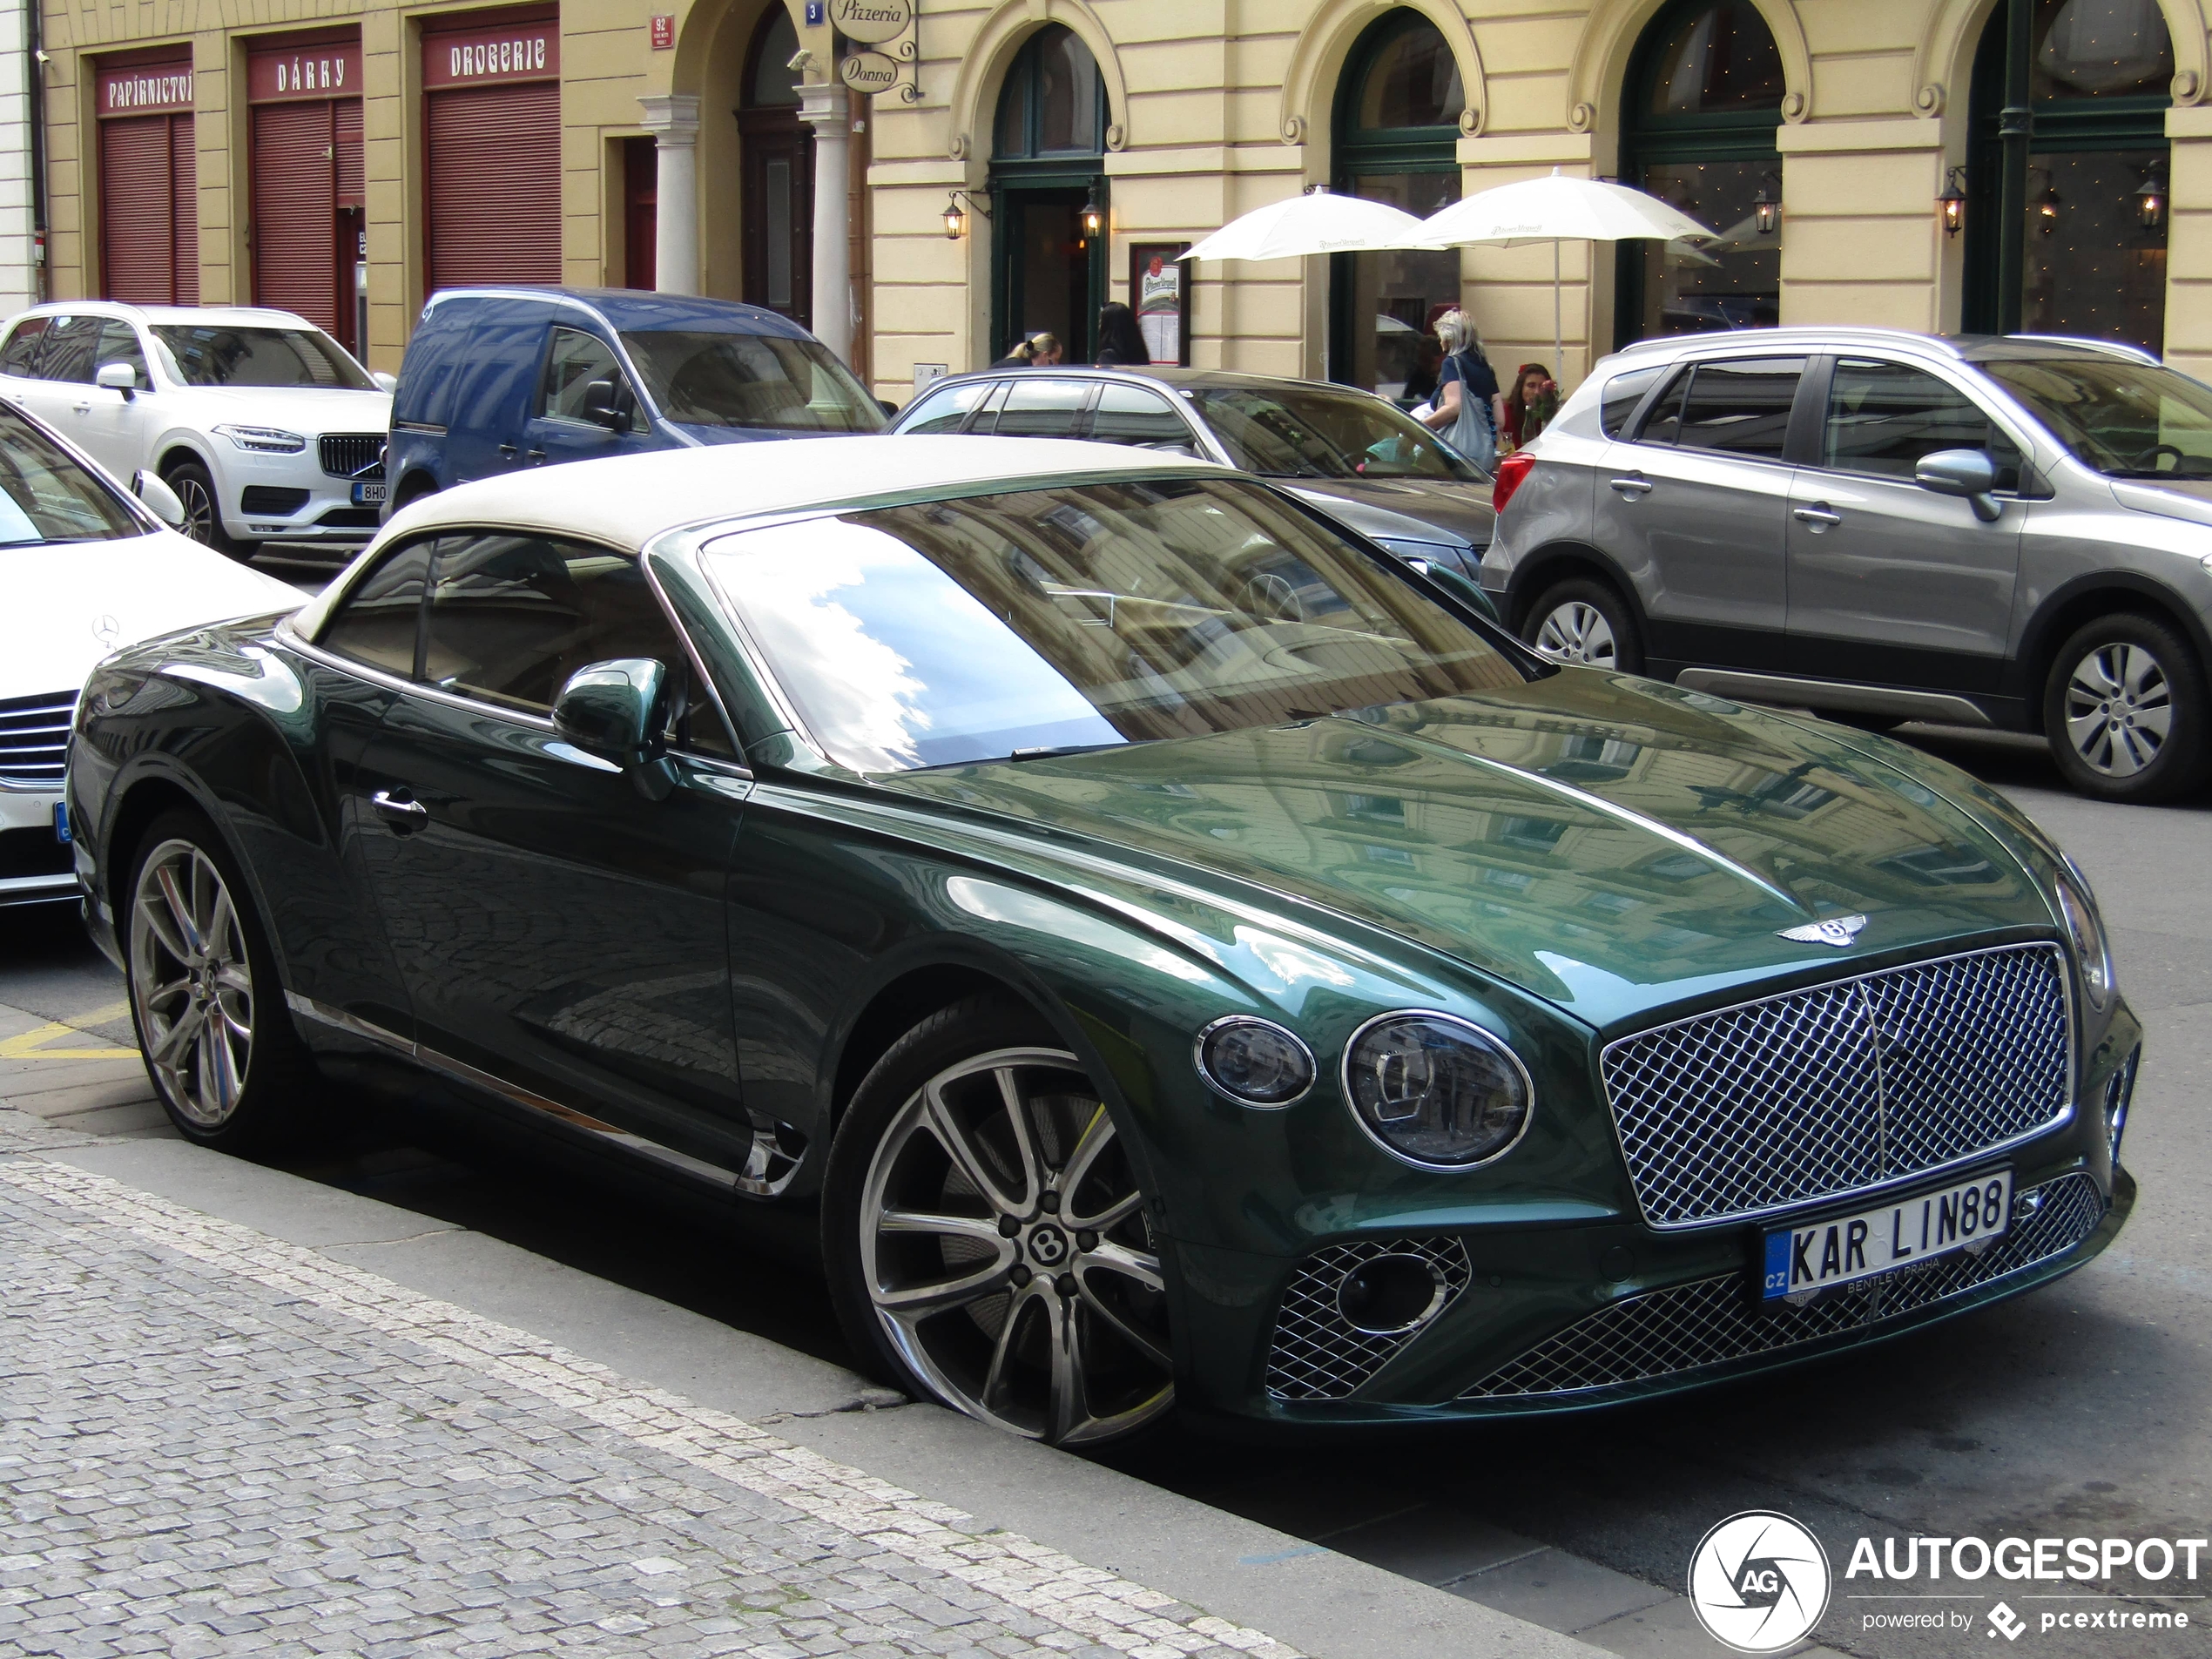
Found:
1602,943 -> 2071,1230
1460,1172 -> 2103,1401
1264,1237 -> 1472,1401
0,691 -> 75,787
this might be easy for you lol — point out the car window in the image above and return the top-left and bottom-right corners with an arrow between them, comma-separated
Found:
1600,365 -> 1666,438
1823,360 -> 2023,489
539,327 -> 645,432
316,540 -> 435,678
1180,384 -> 1482,482
97,321 -> 150,391
900,380 -> 993,435
151,325 -> 375,389
619,329 -> 885,434
37,317 -> 105,386
988,378 -> 1091,438
1088,384 -> 1192,448
1979,356 -> 2212,480
420,531 -> 737,755
701,475 -> 1528,773
1645,358 -> 1803,458
0,317 -> 49,378
0,401 -> 145,543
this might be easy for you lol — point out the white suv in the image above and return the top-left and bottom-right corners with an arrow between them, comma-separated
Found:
0,302 -> 393,562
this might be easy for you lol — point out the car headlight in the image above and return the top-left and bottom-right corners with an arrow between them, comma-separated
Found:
213,423 -> 307,454
2054,860 -> 2114,1010
1341,1012 -> 1533,1170
1195,1016 -> 1315,1107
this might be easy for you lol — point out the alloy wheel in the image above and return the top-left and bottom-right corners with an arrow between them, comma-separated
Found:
1534,600 -> 1619,667
172,474 -> 217,545
129,838 -> 254,1127
2063,641 -> 2173,778
858,1047 -> 1172,1446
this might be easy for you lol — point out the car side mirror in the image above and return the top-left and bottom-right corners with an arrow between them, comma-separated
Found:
581,377 -> 636,432
372,370 -> 399,394
132,469 -> 185,528
1413,561 -> 1502,624
96,361 -> 138,396
1915,448 -> 2003,523
876,397 -> 899,419
554,658 -> 677,799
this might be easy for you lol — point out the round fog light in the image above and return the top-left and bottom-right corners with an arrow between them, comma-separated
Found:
1335,1252 -> 1447,1334
1196,1016 -> 1315,1107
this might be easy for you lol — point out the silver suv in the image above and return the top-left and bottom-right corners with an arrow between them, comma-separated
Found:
1483,327 -> 2212,803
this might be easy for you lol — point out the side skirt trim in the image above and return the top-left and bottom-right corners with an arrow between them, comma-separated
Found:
1674,668 -> 1994,728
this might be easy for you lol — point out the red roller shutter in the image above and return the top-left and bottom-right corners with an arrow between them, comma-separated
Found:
423,14 -> 561,292
252,102 -> 337,329
96,57 -> 197,304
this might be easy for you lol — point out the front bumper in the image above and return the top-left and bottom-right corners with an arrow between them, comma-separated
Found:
218,444 -> 381,548
0,784 -> 75,907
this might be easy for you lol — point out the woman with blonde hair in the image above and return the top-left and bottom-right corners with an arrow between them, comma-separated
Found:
990,331 -> 1063,368
1418,308 -> 1501,469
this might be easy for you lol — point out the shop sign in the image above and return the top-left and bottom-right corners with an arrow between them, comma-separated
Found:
247,42 -> 362,103
839,50 -> 900,94
423,20 -> 560,88
829,0 -> 912,45
96,60 -> 194,117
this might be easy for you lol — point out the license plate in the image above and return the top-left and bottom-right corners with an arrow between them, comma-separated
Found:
352,480 -> 388,505
1760,1169 -> 2013,1303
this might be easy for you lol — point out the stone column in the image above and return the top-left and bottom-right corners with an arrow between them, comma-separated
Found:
637,94 -> 700,296
799,81 -> 851,361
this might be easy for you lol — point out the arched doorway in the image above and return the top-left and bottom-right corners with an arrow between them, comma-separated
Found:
1963,0 -> 2171,351
989,24 -> 1109,362
1329,10 -> 1463,402
1615,0 -> 1785,343
738,5 -> 810,325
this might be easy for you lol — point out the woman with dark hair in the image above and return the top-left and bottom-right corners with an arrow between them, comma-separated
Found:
1094,301 -> 1150,367
1500,362 -> 1560,453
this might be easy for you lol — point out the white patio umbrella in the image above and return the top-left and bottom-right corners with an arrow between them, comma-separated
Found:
1180,187 -> 1431,263
1420,169 -> 1717,383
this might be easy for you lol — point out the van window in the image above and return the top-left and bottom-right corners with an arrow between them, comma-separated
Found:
620,330 -> 885,433
540,327 -> 646,433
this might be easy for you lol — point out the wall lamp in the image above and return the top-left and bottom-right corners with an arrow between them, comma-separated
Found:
1938,166 -> 1967,237
943,190 -> 989,239
2039,179 -> 2062,234
2136,164 -> 2166,232
1751,185 -> 1779,236
1081,184 -> 1104,239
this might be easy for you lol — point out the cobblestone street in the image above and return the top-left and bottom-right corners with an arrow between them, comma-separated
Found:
0,1123 -> 1295,1659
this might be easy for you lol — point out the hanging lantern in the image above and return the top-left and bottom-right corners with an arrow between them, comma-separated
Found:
1938,166 -> 1968,238
1752,186 -> 1778,235
2038,180 -> 2062,234
942,191 -> 988,240
2135,165 -> 2166,232
1081,185 -> 1104,239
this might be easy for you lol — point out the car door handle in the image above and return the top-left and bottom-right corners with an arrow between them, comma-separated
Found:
497,443 -> 519,459
1793,505 -> 1842,529
524,448 -> 545,463
1608,475 -> 1652,497
370,790 -> 428,831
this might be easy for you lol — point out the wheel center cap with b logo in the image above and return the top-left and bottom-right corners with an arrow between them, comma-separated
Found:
1028,1224 -> 1069,1267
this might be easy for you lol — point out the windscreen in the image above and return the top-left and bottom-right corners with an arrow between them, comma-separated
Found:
1183,385 -> 1484,482
702,476 -> 1525,772
0,403 -> 144,544
152,326 -> 376,390
1981,357 -> 2212,479
620,330 -> 886,433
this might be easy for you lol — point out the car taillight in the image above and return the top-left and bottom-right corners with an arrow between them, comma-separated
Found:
1493,451 -> 1536,516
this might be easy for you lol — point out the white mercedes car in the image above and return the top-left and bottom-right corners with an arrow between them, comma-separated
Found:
0,396 -> 304,908
0,301 -> 393,563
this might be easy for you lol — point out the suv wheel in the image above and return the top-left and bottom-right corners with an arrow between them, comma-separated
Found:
164,460 -> 248,560
822,995 -> 1174,1448
1522,577 -> 1642,673
2044,613 -> 2209,803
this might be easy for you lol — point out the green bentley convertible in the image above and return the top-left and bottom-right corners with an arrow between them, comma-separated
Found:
68,436 -> 2138,1445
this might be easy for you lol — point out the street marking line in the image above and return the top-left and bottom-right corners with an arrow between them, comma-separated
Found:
0,1156 -> 1317,1659
0,1001 -> 137,1061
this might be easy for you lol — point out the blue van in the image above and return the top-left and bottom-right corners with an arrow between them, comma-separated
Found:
382,288 -> 885,516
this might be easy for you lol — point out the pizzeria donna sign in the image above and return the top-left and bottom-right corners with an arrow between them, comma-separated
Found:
838,51 -> 900,93
828,0 -> 912,44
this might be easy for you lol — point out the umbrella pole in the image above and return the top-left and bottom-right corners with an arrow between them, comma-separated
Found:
1554,239 -> 1563,388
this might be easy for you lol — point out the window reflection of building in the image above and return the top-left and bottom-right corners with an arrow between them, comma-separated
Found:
1965,0 -> 2172,352
1330,10 -> 1464,405
1616,0 -> 1785,345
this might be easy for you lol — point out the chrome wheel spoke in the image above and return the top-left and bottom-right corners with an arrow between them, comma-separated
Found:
1083,1238 -> 1164,1295
922,1075 -> 1028,1218
144,976 -> 193,1012
873,1258 -> 1011,1315
150,867 -> 201,964
148,1002 -> 202,1067
980,1287 -> 1038,1417
1046,1297 -> 1095,1444
880,1208 -> 1009,1248
1075,1278 -> 1172,1372
992,1065 -> 1047,1213
1068,1187 -> 1143,1233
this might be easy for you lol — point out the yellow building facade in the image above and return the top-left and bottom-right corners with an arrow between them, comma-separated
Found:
32,0 -> 2212,395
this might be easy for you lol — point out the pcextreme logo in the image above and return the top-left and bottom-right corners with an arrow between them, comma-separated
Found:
1688,1511 -> 1832,1653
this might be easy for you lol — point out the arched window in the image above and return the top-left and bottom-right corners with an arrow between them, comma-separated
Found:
1965,0 -> 2172,352
988,26 -> 1110,361
738,4 -> 810,322
1331,10 -> 1465,401
1616,0 -> 1785,344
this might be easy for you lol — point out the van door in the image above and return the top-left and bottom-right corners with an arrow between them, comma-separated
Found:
442,299 -> 556,484
519,325 -> 654,469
